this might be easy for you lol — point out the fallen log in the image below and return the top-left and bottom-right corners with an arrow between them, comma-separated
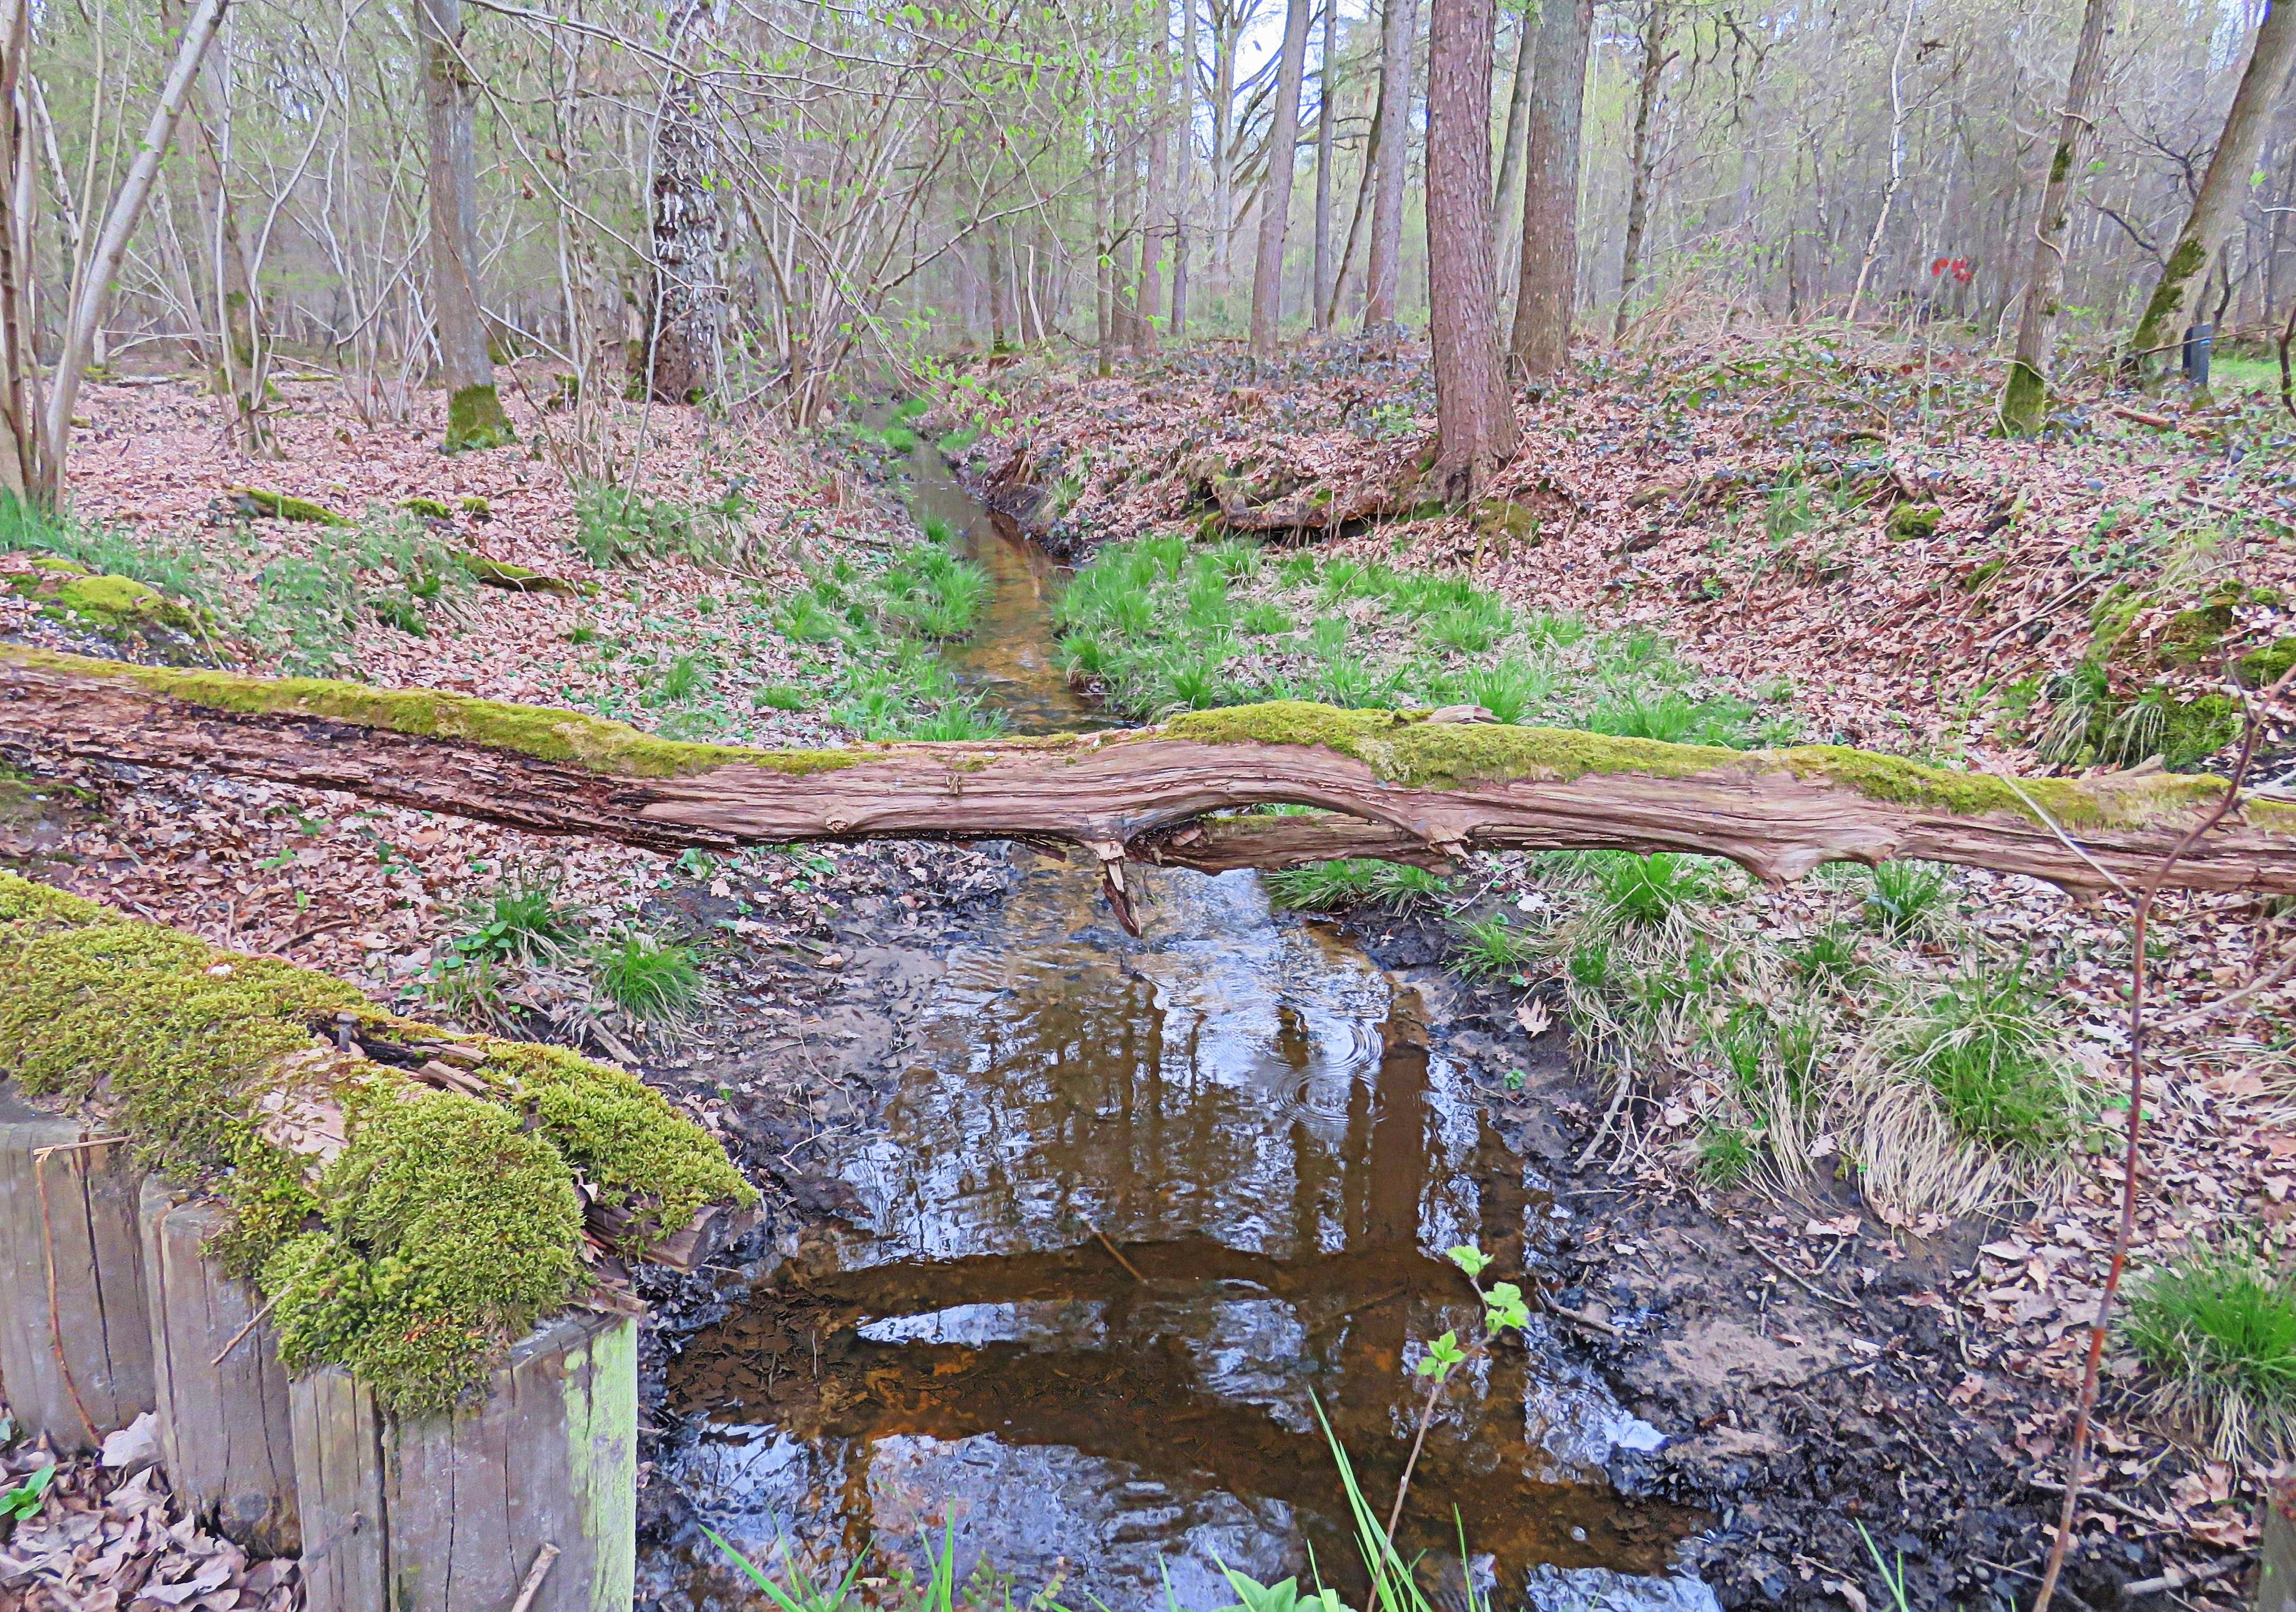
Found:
4,646 -> 2291,933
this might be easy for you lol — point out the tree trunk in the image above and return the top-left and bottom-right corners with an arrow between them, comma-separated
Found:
1999,0 -> 2118,435
1327,77 -> 1378,326
644,1 -> 726,406
1508,0 -> 1590,380
1250,0 -> 1314,360
7,651 -> 2294,945
1138,24 -> 1169,357
1611,0 -> 1672,344
0,0 -> 39,501
1116,135 -> 1144,350
2126,0 -> 2296,377
1488,3 -> 1537,285
1844,0 -> 1918,325
1362,0 -> 1418,332
1423,0 -> 1516,499
417,0 -> 511,449
1174,0 -> 1198,336
1095,128 -> 1115,376
987,222 -> 1011,351
1310,0 -> 1337,332
1210,0 -> 1238,304
29,0 -> 232,501
163,0 -> 271,456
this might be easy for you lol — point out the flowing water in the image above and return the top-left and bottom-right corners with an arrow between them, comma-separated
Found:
641,454 -> 1705,1611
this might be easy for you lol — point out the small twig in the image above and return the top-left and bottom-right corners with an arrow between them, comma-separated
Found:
1092,1227 -> 1144,1282
1543,1298 -> 1622,1338
508,1542 -> 560,1612
211,1298 -> 277,1366
1574,1050 -> 1634,1171
2108,402 -> 2177,429
1739,1232 -> 1860,1311
1987,767 -> 2134,898
2122,1553 -> 2251,1598
2022,1472 -> 2157,1524
1383,1368 -> 1446,1553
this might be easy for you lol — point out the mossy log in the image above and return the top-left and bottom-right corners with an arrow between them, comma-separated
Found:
3,647 -> 2293,932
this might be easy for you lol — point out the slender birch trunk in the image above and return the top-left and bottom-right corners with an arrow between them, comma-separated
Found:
1999,0 -> 2118,434
1174,0 -> 1198,334
645,0 -> 726,405
1250,0 -> 1314,359
1845,0 -> 1919,325
1310,0 -> 1336,331
1611,0 -> 1672,344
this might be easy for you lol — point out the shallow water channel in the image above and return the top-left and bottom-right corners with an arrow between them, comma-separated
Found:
641,455 -> 1701,1610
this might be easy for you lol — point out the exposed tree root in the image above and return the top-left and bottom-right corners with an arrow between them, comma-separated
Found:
5,646 -> 2292,935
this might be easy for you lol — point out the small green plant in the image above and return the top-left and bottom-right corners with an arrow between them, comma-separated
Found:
1238,600 -> 1292,636
1791,923 -> 1869,989
1422,595 -> 1513,655
1448,913 -> 1538,982
1587,690 -> 1755,748
653,653 -> 712,704
1696,1124 -> 1756,1187
573,482 -> 731,568
2120,1234 -> 2296,1461
1865,860 -> 1951,941
447,878 -> 579,967
592,930 -> 706,1026
0,1461 -> 55,1521
756,684 -> 808,712
1856,1522 -> 1916,1612
1444,656 -> 1552,724
1893,963 -> 2085,1154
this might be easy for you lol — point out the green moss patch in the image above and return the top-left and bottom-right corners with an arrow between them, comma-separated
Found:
444,384 -> 516,453
230,488 -> 351,526
0,871 -> 752,1416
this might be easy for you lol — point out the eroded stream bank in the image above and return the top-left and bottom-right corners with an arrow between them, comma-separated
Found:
634,455 -> 1711,1610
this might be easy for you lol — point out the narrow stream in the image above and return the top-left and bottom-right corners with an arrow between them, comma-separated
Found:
640,453 -> 1703,1610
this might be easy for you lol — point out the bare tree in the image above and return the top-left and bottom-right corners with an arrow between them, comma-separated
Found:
1174,0 -> 1198,334
1612,0 -> 1673,343
1423,0 -> 1516,496
1488,0 -> 1537,281
417,0 -> 512,448
2000,0 -> 2119,435
1250,0 -> 1313,359
2126,0 -> 2296,376
1362,0 -> 1418,331
1845,0 -> 1919,324
1508,0 -> 1590,379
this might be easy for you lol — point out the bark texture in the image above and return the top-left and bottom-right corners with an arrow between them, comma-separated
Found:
1310,0 -> 1337,331
417,0 -> 510,449
1422,0 -> 1517,498
1999,0 -> 2118,435
1361,0 -> 1418,332
1488,5 -> 1537,281
645,3 -> 726,405
1508,0 -> 1591,379
2126,0 -> 2296,374
1250,0 -> 1314,360
8,651 -> 2292,940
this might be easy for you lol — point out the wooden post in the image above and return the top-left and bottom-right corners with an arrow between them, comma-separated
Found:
292,1310 -> 639,1612
0,1085 -> 154,1452
139,1179 -> 300,1555
2262,1468 -> 2295,1612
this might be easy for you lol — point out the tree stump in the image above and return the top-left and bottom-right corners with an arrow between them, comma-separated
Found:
0,1085 -> 154,1452
291,1310 -> 639,1612
139,1180 -> 300,1555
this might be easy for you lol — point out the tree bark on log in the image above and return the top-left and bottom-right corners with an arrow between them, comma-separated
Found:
6,649 -> 2294,934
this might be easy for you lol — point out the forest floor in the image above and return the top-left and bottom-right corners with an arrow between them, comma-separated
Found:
0,332 -> 2289,1611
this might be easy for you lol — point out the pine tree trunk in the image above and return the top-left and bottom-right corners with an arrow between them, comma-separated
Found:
1250,0 -> 1314,360
645,3 -> 725,406
2126,0 -> 2294,376
1423,0 -> 1516,498
1507,0 -> 1590,379
1488,5 -> 1537,282
1999,0 -> 2118,434
1611,0 -> 1671,344
1362,0 -> 1418,331
1310,0 -> 1336,331
417,0 -> 510,449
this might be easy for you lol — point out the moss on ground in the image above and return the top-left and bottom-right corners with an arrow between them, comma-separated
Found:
231,488 -> 351,526
0,870 -> 752,1416
7,560 -> 203,635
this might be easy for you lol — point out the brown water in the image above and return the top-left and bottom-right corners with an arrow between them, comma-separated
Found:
642,452 -> 1702,1611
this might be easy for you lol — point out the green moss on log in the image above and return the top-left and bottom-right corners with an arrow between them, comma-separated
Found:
232,488 -> 351,525
0,871 -> 753,1416
400,497 -> 455,521
4,646 -> 861,778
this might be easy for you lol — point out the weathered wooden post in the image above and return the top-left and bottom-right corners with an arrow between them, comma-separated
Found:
292,1310 -> 640,1612
0,1085 -> 154,1452
139,1179 -> 301,1554
2262,1467 -> 2295,1612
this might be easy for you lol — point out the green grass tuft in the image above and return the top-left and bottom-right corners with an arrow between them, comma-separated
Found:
2121,1236 -> 2296,1461
592,930 -> 706,1026
1265,857 -> 1451,913
1447,912 -> 1538,982
1892,963 -> 2086,1154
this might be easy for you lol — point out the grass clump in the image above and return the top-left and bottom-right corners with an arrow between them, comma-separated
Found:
248,509 -> 479,673
572,480 -> 744,569
592,929 -> 707,1027
1265,857 -> 1451,913
1447,912 -> 1538,982
1589,851 -> 1721,928
1888,963 -> 2087,1155
1863,860 -> 1952,941
2121,1235 -> 2296,1461
0,870 -> 750,1416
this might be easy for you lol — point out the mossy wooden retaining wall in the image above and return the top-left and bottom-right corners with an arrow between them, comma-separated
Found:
0,1087 -> 638,1611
